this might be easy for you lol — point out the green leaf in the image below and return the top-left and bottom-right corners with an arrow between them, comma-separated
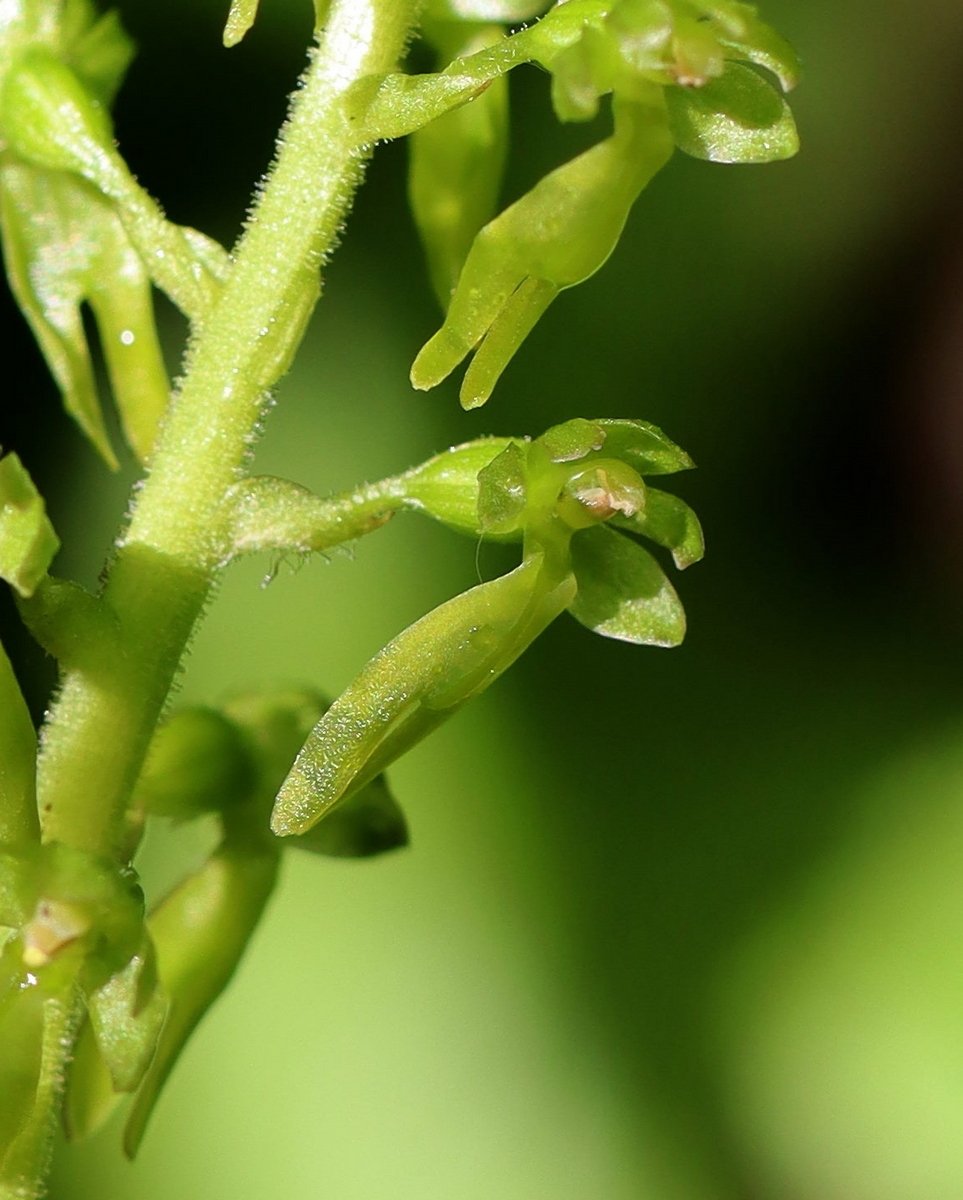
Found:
613,485 -> 704,568
665,60 -> 798,163
124,843 -> 279,1158
569,523 -> 686,645
0,454 -> 59,599
132,708 -> 255,823
272,555 -> 574,836
0,164 -> 170,465
0,640 -> 38,847
409,25 -> 509,307
287,776 -> 408,858
477,440 -> 528,535
595,417 -> 694,475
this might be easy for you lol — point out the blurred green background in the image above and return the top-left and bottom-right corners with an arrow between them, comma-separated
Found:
5,0 -> 963,1196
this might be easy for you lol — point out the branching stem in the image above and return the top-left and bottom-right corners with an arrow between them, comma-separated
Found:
37,0 -> 418,859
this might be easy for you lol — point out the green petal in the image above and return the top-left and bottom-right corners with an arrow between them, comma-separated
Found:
477,440 -> 528,535
569,524 -> 686,646
666,60 -> 799,163
613,485 -> 704,568
595,417 -> 694,475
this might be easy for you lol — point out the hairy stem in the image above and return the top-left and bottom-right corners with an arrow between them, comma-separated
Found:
38,0 -> 418,858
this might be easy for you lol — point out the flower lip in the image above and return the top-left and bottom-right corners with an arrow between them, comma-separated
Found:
558,460 -> 646,529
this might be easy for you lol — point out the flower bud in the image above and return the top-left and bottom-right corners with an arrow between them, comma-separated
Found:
132,708 -> 255,823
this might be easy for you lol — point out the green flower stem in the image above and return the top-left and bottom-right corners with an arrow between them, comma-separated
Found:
37,0 -> 419,859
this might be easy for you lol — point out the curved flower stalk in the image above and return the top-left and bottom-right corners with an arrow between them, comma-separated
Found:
271,415 -> 703,836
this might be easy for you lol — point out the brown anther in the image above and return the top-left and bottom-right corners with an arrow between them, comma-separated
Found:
22,899 -> 90,968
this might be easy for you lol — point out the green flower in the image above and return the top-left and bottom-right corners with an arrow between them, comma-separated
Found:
271,416 -> 703,836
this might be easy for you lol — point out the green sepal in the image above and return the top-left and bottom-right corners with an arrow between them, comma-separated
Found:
0,453 -> 59,599
398,437 -> 515,539
84,941 -> 167,1094
132,708 -> 255,823
411,94 -> 673,407
568,523 -> 685,645
0,640 -> 38,847
288,776 -> 408,858
62,4 -> 135,106
613,485 -> 704,568
223,0 -> 259,47
477,440 -> 528,535
665,60 -> 798,163
124,842 -> 279,1158
272,555 -> 575,836
538,418 -> 606,463
712,2 -> 801,93
16,577 -> 120,669
409,24 -> 509,307
0,163 -> 170,465
593,418 -> 694,475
